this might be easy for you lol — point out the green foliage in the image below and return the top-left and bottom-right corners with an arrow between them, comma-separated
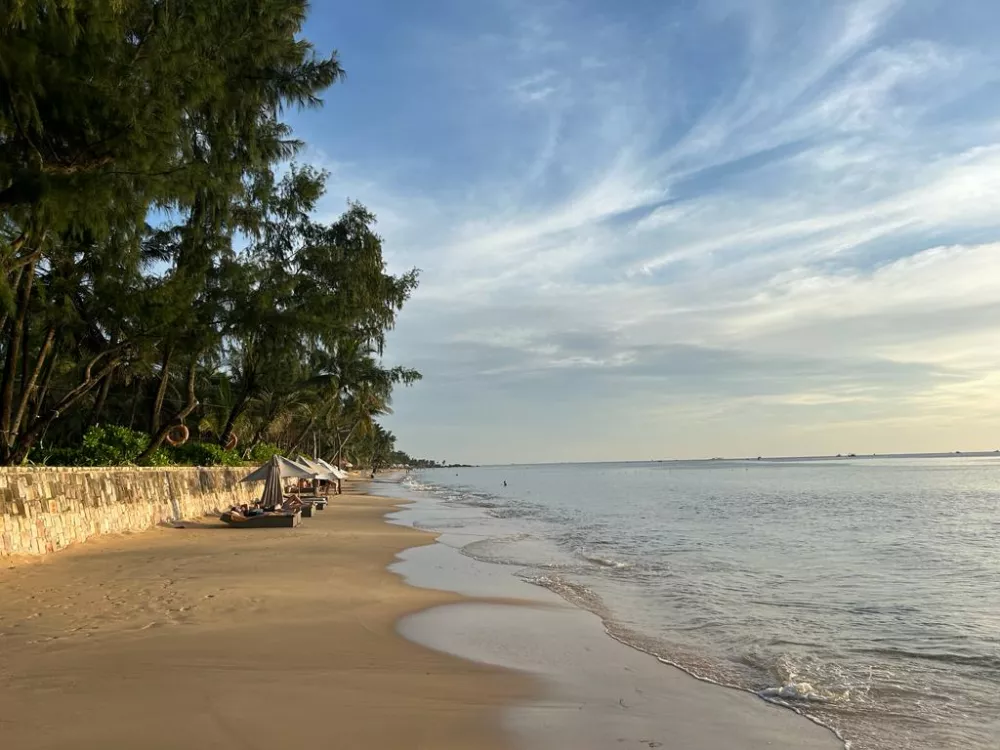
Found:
143,448 -> 176,467
0,0 -> 344,240
32,432 -> 242,468
168,442 -> 243,467
79,424 -> 150,465
247,442 -> 283,463
389,451 -> 441,469
33,424 -> 152,466
0,3 -> 421,468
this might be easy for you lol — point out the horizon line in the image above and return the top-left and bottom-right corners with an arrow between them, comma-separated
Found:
417,449 -> 1000,468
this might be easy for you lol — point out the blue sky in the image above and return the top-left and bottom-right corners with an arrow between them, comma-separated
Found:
291,0 -> 1000,463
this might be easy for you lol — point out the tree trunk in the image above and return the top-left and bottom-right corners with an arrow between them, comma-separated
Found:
334,429 -> 346,466
87,365 -> 116,428
138,358 -> 199,463
149,344 -> 174,433
0,266 -> 25,341
243,420 -> 273,459
11,325 -> 55,439
8,354 -> 121,464
0,231 -> 43,274
286,415 -> 316,455
0,264 -> 35,457
4,231 -> 26,256
218,389 -> 250,449
18,303 -> 31,398
336,420 -> 363,465
33,346 -> 59,422
128,380 -> 141,429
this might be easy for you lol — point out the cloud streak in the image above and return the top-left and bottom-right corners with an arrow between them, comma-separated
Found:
300,0 -> 1000,462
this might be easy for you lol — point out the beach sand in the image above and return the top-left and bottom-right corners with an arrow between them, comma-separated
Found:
0,484 -> 530,749
1,480 -> 842,750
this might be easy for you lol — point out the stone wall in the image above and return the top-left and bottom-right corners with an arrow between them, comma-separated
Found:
0,467 -> 259,557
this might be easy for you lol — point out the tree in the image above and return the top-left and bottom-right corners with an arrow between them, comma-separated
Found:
354,424 -> 397,474
0,0 -> 346,464
216,169 -> 419,451
1,3 -> 425,468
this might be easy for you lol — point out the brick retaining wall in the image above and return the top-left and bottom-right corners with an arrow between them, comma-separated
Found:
0,467 -> 258,557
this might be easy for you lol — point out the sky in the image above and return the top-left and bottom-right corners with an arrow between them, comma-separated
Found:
290,0 -> 1000,464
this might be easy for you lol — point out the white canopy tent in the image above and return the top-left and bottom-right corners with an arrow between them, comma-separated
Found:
296,455 -> 338,481
316,458 -> 347,480
241,455 -> 317,482
240,455 -> 317,508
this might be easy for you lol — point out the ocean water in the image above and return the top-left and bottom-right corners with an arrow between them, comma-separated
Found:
399,458 -> 1000,750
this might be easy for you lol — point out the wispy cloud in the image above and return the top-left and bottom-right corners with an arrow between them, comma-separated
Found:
299,0 -> 1000,461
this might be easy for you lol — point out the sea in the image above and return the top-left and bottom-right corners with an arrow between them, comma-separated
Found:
396,457 -> 1000,750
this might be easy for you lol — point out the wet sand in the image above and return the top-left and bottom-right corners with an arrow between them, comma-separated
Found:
388,487 -> 845,750
0,484 -> 531,749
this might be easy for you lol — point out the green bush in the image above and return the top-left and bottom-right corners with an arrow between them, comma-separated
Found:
80,424 -> 150,465
168,441 -> 243,466
33,425 -> 155,466
144,447 -> 176,467
247,442 -> 282,463
29,428 -> 257,467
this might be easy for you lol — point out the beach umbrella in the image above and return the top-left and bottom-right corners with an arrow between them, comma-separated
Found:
297,455 -> 339,482
259,461 -> 285,508
242,455 -> 317,506
241,455 -> 316,483
317,458 -> 347,480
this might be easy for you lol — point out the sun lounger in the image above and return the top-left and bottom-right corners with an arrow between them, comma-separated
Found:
296,495 -> 328,510
284,496 -> 327,514
220,510 -> 302,528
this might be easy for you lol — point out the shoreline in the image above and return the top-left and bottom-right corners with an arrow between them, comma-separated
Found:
385,476 -> 845,750
0,480 -> 533,749
1,474 -> 845,749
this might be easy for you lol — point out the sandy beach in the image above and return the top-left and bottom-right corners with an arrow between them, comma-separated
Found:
0,483 -> 531,749
0,478 -> 843,750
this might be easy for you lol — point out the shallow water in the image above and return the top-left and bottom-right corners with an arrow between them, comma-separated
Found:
396,458 -> 1000,750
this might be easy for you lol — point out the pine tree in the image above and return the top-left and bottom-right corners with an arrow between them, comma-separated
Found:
0,0 -> 345,464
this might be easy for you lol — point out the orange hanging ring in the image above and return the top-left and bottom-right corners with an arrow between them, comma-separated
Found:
165,424 -> 190,447
223,433 -> 238,451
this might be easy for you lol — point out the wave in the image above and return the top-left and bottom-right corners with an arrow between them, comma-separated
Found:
576,550 -> 634,570
854,647 -> 1000,671
760,682 -> 833,703
517,573 -> 610,617
403,476 -> 507,511
519,572 -> 851,748
399,476 -> 856,749
459,537 -> 578,571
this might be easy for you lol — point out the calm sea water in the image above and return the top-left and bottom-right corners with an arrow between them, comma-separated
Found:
402,458 -> 1000,750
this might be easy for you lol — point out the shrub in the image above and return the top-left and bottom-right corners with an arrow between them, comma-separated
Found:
247,442 -> 282,463
168,441 -> 243,466
29,429 -> 252,467
80,425 -> 150,465
144,448 -> 176,467
32,425 -> 155,466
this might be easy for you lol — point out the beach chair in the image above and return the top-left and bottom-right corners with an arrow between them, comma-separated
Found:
220,509 -> 302,528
